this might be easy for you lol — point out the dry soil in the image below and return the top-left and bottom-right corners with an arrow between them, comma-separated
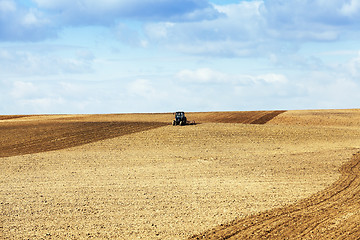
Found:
1,110 -> 360,239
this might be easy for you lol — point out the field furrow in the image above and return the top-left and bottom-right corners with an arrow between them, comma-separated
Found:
0,121 -> 167,157
191,116 -> 360,239
2,110 -> 360,239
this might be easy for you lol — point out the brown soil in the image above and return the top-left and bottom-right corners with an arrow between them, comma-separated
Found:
268,108 -> 360,127
184,111 -> 286,124
0,111 -> 280,158
191,109 -> 360,240
0,115 -> 29,121
191,152 -> 360,239
0,120 -> 166,158
29,110 -> 283,124
2,110 -> 360,239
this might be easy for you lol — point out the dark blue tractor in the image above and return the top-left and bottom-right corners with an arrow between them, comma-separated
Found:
172,112 -> 196,126
173,111 -> 187,126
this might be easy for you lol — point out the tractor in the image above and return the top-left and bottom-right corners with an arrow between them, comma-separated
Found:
172,111 -> 195,126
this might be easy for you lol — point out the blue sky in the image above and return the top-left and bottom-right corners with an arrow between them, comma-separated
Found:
1,0 -> 360,114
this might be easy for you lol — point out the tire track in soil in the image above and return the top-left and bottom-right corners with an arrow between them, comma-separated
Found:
0,121 -> 167,158
190,152 -> 360,240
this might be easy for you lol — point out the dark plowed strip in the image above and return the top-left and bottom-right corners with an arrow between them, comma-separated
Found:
0,121 -> 167,158
250,111 -> 287,124
190,152 -> 360,240
189,111 -> 286,124
0,115 -> 29,120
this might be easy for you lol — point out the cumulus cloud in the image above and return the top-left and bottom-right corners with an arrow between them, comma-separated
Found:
127,79 -> 157,98
142,0 -> 360,58
260,1 -> 355,41
2,0 -> 360,114
343,51 -> 360,78
174,68 -> 292,105
114,23 -> 148,47
4,0 -> 360,47
0,0 -> 16,12
0,0 -> 54,41
144,1 -> 264,57
1,78 -> 114,114
341,0 -> 360,17
0,47 -> 94,76
126,79 -> 169,107
0,0 -> 221,41
176,68 -> 288,85
176,68 -> 228,83
256,74 -> 288,84
33,0 -> 221,25
10,81 -> 38,99
171,68 -> 300,111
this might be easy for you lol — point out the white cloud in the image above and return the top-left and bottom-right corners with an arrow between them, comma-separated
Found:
3,0 -> 360,49
0,0 -> 16,12
76,49 -> 95,61
341,0 -> 360,17
176,68 -> 228,83
114,23 -> 148,47
22,8 -> 44,26
268,52 -> 325,71
0,0 -> 221,41
127,79 -> 157,98
343,51 -> 360,78
0,0 -> 54,41
2,63 -> 359,114
176,68 -> 288,85
2,1 -> 360,114
141,0 -> 360,58
0,48 -> 94,76
144,22 -> 174,40
1,78 -> 112,114
10,81 -> 38,99
171,68 -> 295,111
17,97 -> 66,112
144,1 -> 264,57
261,0 -> 360,40
303,76 -> 360,109
33,0 -> 221,25
256,74 -> 288,84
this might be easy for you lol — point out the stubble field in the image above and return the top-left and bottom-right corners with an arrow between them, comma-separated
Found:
1,110 -> 360,239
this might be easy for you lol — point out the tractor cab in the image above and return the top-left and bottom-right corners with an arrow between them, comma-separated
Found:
173,111 -> 187,126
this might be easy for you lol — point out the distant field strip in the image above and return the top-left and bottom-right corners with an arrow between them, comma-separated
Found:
0,121 -> 167,157
0,111 -> 285,158
188,110 -> 286,124
249,111 -> 286,124
190,152 -> 360,240
0,115 -> 29,121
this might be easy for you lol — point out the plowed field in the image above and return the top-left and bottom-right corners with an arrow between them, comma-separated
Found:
2,109 -> 360,239
191,152 -> 360,239
0,111 -> 281,157
0,115 -> 28,121
0,120 -> 166,158
50,110 -> 284,124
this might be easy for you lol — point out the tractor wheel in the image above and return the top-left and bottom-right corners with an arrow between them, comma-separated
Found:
179,121 -> 183,126
173,120 -> 176,126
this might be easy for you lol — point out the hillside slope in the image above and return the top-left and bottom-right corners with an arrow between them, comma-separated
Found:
191,109 -> 360,240
2,110 -> 360,239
